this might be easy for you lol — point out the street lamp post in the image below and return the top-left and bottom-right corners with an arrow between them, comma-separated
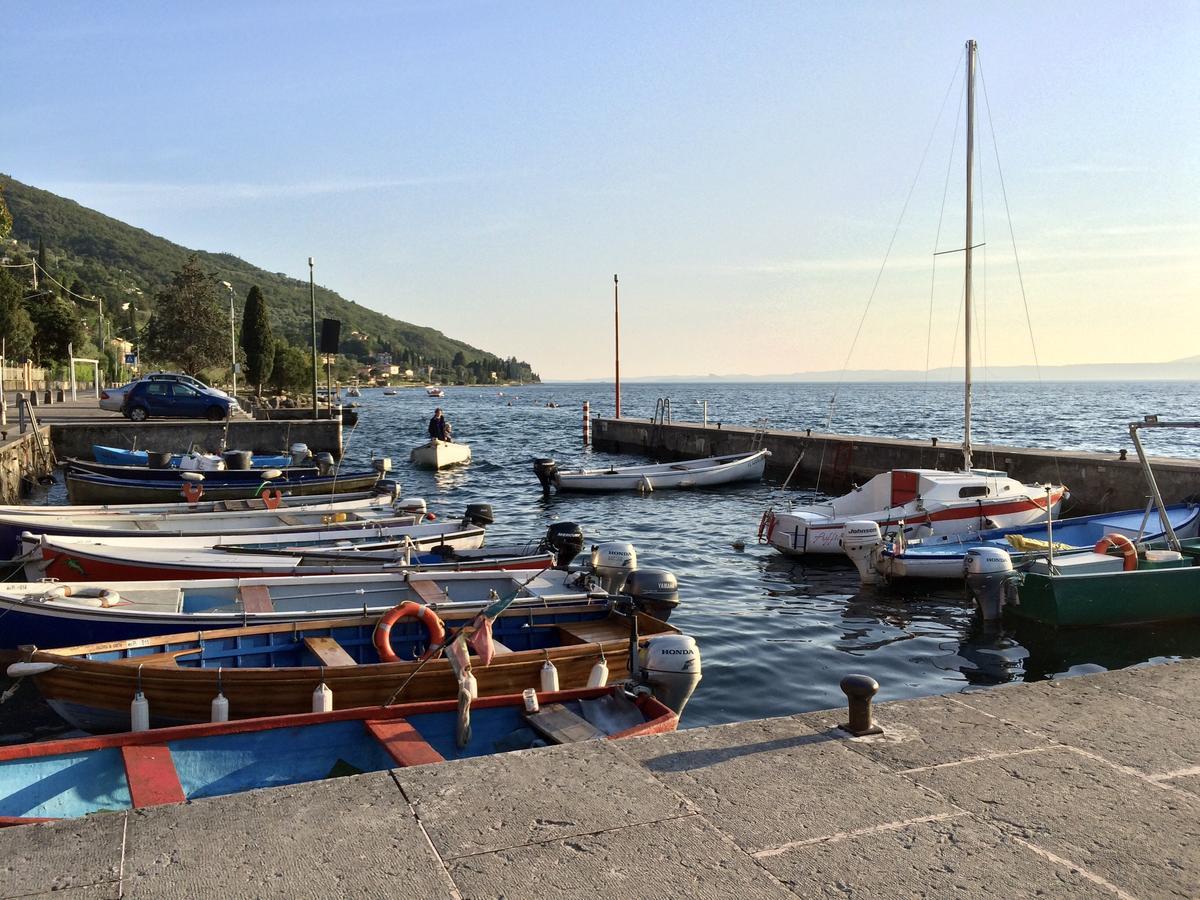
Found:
309,258 -> 318,417
220,281 -> 236,399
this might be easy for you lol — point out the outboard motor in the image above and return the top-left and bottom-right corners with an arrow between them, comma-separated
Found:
622,569 -> 680,621
290,443 -> 311,467
462,503 -> 495,528
396,497 -> 427,518
373,479 -> 402,501
965,547 -> 1020,622
372,456 -> 393,475
533,458 -> 559,496
590,541 -> 637,594
840,520 -> 883,585
544,521 -> 584,569
315,452 -> 336,476
638,634 -> 702,715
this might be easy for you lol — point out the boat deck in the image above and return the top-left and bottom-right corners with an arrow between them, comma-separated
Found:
4,659 -> 1196,896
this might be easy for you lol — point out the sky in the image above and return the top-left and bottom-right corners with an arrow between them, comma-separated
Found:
4,2 -> 1198,380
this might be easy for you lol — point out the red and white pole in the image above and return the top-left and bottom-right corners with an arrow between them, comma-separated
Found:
583,400 -> 591,445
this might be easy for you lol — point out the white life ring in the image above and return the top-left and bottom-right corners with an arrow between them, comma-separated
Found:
40,585 -> 123,607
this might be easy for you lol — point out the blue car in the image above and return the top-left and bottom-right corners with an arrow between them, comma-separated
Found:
122,380 -> 236,422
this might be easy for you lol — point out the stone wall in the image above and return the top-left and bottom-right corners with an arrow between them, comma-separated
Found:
0,427 -> 55,504
51,419 -> 344,461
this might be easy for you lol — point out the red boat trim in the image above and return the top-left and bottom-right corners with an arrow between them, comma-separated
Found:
121,745 -> 186,808
800,490 -> 1066,532
0,815 -> 55,827
364,719 -> 445,767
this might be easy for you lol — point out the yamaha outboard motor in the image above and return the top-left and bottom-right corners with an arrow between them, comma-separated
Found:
315,452 -> 336,476
534,458 -> 559,495
639,634 -> 702,715
965,547 -> 1020,621
622,569 -> 680,621
462,503 -> 495,528
544,521 -> 584,569
590,542 -> 637,594
395,497 -> 426,518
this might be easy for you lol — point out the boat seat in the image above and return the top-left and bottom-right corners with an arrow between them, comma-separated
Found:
525,703 -> 605,744
133,520 -> 161,531
1026,553 -> 1125,576
277,513 -> 309,527
238,585 -> 274,614
222,499 -> 251,512
109,648 -> 201,667
122,745 -> 186,808
556,619 -> 627,645
410,580 -> 445,603
364,719 -> 445,766
303,636 -> 358,667
670,464 -> 689,471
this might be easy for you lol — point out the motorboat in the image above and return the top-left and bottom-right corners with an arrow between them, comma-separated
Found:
759,41 -> 1065,557
347,385 -> 362,397
91,445 -> 291,470
65,468 -> 385,505
0,686 -> 678,825
410,439 -> 471,469
426,386 -> 446,398
535,450 -> 771,493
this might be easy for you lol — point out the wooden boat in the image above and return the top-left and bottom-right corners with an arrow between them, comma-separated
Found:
0,489 -> 391,519
91,445 -> 291,469
410,439 -> 472,469
0,686 -> 676,826
0,492 -> 420,560
537,450 -> 770,493
875,503 -> 1200,581
0,568 -> 603,650
21,520 -> 488,581
10,603 -> 685,732
65,468 -> 384,505
66,459 -> 323,482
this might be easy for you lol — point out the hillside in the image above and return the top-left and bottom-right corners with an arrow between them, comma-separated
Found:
0,174 -> 537,380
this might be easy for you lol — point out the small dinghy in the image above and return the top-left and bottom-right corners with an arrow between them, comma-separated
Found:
91,445 -> 291,470
65,468 -> 386,505
535,449 -> 770,493
0,685 -> 677,827
410,439 -> 472,469
426,386 -> 446,397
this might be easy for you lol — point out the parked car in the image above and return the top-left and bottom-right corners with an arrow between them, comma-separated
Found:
122,381 -> 238,422
99,373 -> 229,414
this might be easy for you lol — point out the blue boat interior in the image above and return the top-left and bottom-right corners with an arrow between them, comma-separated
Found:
0,702 -> 600,821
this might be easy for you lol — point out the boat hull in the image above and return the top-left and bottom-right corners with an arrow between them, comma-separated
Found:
66,471 -> 382,505
556,450 -> 770,492
410,440 -> 472,469
1013,561 -> 1200,626
91,445 -> 291,468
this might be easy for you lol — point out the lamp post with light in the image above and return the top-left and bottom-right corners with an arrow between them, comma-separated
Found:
220,281 -> 237,399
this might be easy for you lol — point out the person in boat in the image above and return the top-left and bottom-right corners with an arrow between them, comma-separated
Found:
428,408 -> 452,442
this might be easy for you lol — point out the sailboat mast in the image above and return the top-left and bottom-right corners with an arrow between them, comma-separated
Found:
962,38 -> 977,472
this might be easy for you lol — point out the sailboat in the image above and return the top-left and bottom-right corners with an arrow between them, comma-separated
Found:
762,40 -> 1066,557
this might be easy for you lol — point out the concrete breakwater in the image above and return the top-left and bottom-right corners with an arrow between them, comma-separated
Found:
593,417 -> 1200,515
50,418 -> 343,462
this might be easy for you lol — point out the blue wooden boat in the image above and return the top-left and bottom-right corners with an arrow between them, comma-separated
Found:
67,459 -> 320,482
876,503 -> 1200,580
92,445 -> 291,469
66,469 -> 384,504
0,687 -> 677,826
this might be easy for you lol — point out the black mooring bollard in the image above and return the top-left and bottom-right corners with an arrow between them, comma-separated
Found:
840,673 -> 883,736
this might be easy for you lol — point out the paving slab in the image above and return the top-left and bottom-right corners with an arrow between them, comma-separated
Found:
10,886 -> 123,900
618,715 -> 955,853
955,675 -> 1200,775
0,812 -> 124,898
122,771 -> 450,899
756,814 -> 1114,899
1163,772 -> 1200,796
912,745 -> 1200,898
1094,659 -> 1200,714
796,694 -> 1052,772
448,814 -> 793,900
395,740 -> 692,860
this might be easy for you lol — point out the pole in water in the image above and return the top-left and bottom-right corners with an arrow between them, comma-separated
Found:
613,273 -> 621,419
583,400 -> 591,445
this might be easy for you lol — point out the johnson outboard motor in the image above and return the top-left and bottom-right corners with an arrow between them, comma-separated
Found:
841,520 -> 883,585
462,503 -> 495,528
544,522 -> 584,569
590,542 -> 637,593
534,458 -> 559,495
622,569 -> 680,621
965,547 -> 1020,621
315,452 -> 336,476
638,634 -> 702,715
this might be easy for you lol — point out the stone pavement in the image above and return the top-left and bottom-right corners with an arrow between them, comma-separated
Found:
2,660 -> 1198,899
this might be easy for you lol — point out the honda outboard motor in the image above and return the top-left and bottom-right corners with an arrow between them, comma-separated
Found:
638,634 -> 702,715
290,443 -> 311,467
462,503 -> 495,528
315,452 -> 336,476
533,458 -> 559,495
965,547 -> 1019,621
590,542 -> 637,593
622,569 -> 680,621
544,521 -> 584,569
373,479 -> 402,501
841,520 -> 883,585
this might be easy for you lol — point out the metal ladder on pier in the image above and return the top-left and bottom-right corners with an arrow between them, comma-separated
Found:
749,418 -> 770,451
652,398 -> 673,425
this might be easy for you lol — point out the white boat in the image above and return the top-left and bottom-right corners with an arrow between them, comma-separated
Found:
347,385 -> 361,397
383,389 -> 398,396
761,40 -> 1065,557
537,450 -> 770,493
426,386 -> 446,398
410,439 -> 471,469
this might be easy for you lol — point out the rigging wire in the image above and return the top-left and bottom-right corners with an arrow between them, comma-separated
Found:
925,69 -> 967,384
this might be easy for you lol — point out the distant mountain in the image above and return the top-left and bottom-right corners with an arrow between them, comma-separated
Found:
0,174 -> 537,380
570,357 -> 1200,383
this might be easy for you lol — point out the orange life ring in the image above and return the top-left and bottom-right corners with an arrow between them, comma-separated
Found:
1094,533 -> 1138,571
180,482 -> 204,504
260,488 -> 283,510
373,602 -> 447,663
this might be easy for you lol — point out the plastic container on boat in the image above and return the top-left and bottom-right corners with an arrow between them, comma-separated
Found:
223,450 -> 253,470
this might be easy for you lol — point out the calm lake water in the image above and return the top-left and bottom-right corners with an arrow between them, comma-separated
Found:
4,379 -> 1198,740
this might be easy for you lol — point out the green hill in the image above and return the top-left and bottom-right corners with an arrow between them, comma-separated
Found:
0,174 -> 537,381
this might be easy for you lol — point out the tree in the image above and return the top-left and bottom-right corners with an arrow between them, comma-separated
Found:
141,255 -> 226,374
451,350 -> 466,368
0,270 -> 34,358
37,239 -> 48,287
0,185 -> 12,241
24,292 -> 82,363
239,285 -> 275,395
268,339 -> 310,393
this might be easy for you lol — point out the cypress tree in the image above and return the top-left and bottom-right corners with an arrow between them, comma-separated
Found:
239,285 -> 275,395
